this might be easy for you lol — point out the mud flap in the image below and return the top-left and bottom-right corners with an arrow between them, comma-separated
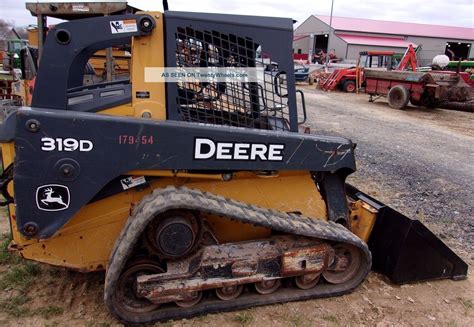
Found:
346,184 -> 468,284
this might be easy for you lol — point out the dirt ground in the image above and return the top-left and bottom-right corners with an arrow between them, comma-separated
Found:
0,88 -> 473,326
299,88 -> 473,257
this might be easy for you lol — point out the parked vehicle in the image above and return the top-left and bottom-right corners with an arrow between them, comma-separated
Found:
294,64 -> 310,82
444,60 -> 474,85
320,45 -> 418,92
364,69 -> 473,110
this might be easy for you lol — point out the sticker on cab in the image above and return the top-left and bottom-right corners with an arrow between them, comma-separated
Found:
120,176 -> 147,190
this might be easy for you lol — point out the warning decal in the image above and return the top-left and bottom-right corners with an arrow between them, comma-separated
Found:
110,20 -> 138,34
120,176 -> 147,190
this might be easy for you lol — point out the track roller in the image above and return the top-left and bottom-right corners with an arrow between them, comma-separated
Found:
110,258 -> 164,316
255,279 -> 281,294
295,273 -> 321,289
215,285 -> 244,300
322,244 -> 362,284
175,291 -> 202,307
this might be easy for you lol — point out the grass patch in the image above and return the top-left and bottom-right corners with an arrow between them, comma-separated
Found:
0,233 -> 20,265
0,233 -> 64,320
86,322 -> 111,327
194,314 -> 207,322
0,295 -> 32,317
447,320 -> 458,327
1,296 -> 64,319
323,315 -> 339,325
234,311 -> 253,325
35,305 -> 64,319
459,298 -> 473,309
288,315 -> 310,327
47,266 -> 62,278
0,261 -> 40,291
154,322 -> 173,327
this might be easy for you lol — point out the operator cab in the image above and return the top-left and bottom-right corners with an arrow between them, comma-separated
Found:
358,51 -> 397,70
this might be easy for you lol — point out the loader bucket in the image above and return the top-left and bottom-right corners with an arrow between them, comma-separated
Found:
346,184 -> 468,284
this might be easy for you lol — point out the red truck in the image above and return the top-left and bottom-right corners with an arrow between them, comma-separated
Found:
320,45 -> 419,92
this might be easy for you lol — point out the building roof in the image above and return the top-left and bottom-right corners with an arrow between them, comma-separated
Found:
315,15 -> 474,40
336,34 -> 416,48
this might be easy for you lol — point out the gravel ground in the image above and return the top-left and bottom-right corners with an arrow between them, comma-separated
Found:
299,86 -> 474,257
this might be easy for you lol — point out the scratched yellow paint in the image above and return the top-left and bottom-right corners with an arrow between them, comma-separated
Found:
13,171 -> 326,270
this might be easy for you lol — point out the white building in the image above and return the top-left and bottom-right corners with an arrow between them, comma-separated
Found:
293,15 -> 474,65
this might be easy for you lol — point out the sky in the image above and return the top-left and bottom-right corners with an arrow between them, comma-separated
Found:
1,0 -> 473,29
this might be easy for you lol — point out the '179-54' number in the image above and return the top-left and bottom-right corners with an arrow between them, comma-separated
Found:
41,137 -> 94,152
118,135 -> 154,145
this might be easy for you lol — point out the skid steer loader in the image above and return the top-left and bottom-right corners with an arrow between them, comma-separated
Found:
0,8 -> 467,324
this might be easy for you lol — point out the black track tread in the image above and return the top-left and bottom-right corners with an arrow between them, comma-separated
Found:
439,101 -> 474,112
104,186 -> 371,324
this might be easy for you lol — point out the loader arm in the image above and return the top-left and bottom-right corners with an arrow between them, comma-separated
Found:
11,107 -> 356,238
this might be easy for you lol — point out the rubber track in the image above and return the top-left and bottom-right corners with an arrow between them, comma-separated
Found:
104,186 -> 372,324
439,101 -> 474,113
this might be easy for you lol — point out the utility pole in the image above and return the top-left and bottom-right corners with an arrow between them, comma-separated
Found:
325,0 -> 335,67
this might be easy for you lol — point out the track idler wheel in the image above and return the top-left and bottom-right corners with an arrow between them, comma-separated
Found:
294,273 -> 321,290
175,291 -> 203,307
323,244 -> 362,284
111,258 -> 164,316
146,211 -> 200,259
215,285 -> 244,300
255,279 -> 281,294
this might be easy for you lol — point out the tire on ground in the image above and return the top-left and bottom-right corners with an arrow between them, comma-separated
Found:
388,85 -> 410,109
342,80 -> 356,93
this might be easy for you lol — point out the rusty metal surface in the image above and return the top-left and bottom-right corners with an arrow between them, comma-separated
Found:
281,246 -> 329,276
444,76 -> 474,102
25,2 -> 139,20
423,73 -> 474,102
365,69 -> 474,106
136,235 -> 332,304
364,69 -> 425,82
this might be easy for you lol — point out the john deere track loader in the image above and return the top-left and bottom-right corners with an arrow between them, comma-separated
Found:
0,8 -> 467,324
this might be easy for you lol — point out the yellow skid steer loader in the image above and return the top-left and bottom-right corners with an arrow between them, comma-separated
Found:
0,5 -> 467,324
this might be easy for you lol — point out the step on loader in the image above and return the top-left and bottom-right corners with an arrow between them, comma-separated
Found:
0,7 -> 467,325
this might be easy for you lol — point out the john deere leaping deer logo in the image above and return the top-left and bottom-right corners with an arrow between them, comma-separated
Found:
36,184 -> 70,211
